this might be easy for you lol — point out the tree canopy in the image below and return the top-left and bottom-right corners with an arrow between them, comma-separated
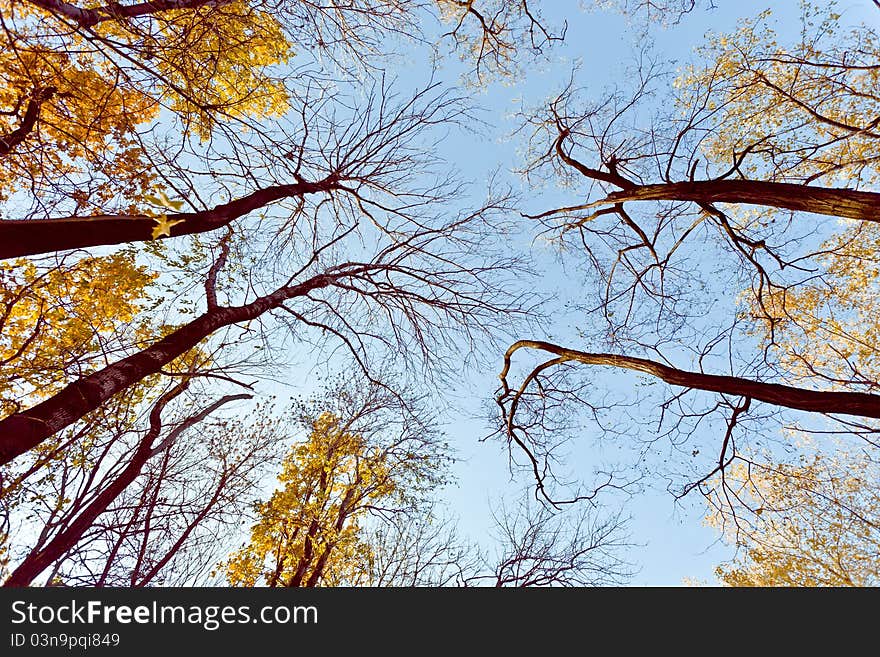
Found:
2,0 -> 879,587
497,1 -> 880,507
704,447 -> 880,587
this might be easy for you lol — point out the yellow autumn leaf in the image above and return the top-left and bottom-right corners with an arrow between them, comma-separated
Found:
151,215 -> 185,239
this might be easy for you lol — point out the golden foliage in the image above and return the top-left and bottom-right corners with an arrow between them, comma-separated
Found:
224,412 -> 413,587
676,3 -> 880,186
0,37 -> 158,206
745,222 -> 880,390
0,252 -> 158,415
102,1 -> 293,139
706,450 -> 880,586
0,0 -> 292,209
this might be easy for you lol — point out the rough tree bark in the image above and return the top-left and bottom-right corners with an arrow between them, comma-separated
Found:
594,179 -> 880,223
24,0 -> 232,28
0,271 -> 340,465
0,176 -> 343,260
500,340 -> 880,419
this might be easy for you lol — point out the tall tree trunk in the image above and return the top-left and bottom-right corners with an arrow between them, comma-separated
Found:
501,340 -> 880,419
598,179 -> 880,222
0,177 -> 341,260
0,273 -> 337,466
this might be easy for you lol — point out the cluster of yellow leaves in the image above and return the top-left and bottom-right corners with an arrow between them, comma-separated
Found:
95,1 -> 293,139
0,0 -> 292,209
0,252 -> 157,416
746,223 -> 880,389
705,450 -> 880,586
0,36 -> 159,206
675,3 -> 880,186
224,412 -> 401,587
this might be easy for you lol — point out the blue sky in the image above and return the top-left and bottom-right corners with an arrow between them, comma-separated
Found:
384,0 -> 880,585
234,0 -> 880,586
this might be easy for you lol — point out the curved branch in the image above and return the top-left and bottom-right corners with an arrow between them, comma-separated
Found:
554,128 -> 636,190
500,340 -> 880,419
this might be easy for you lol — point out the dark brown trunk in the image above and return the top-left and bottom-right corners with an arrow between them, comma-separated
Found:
601,179 -> 880,222
0,87 -> 56,157
24,0 -> 233,28
0,275 -> 332,466
503,340 -> 880,419
3,384 -> 184,587
0,177 -> 341,260
288,519 -> 321,587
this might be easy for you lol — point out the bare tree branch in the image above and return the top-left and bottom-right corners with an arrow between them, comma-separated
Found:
500,340 -> 880,420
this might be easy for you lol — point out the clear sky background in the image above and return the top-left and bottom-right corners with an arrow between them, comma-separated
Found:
370,0 -> 879,586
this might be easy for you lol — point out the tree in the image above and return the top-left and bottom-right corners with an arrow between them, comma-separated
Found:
0,352 -> 273,587
0,0 -> 561,258
703,448 -> 880,587
345,509 -> 482,586
473,498 -> 633,586
220,374 -> 633,588
497,2 -> 880,502
223,381 -> 451,587
0,0 -> 569,589
1,80 -> 540,469
44,400 -> 283,587
0,0 -> 291,218
0,0 -> 560,468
